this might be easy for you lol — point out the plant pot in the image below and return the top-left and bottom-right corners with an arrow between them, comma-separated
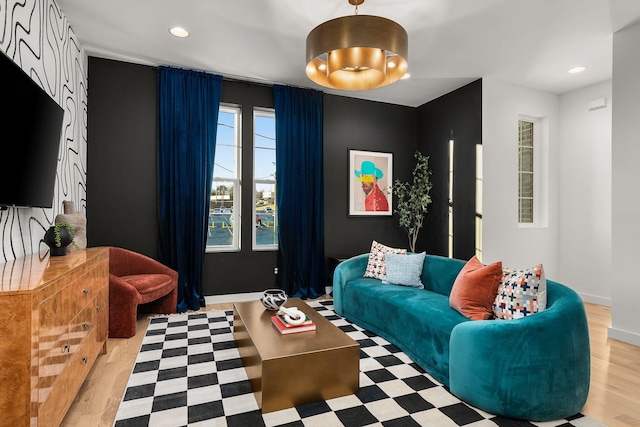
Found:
43,226 -> 73,256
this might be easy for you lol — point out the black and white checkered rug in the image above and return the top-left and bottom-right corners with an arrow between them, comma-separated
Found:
114,300 -> 603,427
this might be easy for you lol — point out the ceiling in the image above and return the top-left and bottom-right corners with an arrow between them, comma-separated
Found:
57,0 -> 640,107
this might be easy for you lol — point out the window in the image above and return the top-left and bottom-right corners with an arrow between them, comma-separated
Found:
475,144 -> 483,260
207,105 -> 241,251
517,116 -> 548,227
253,109 -> 277,250
518,119 -> 534,224
448,139 -> 454,258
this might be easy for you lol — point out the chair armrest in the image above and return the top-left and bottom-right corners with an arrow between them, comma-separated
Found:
109,273 -> 139,298
332,253 -> 369,315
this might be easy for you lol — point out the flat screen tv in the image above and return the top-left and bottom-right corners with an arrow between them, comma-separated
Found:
0,51 -> 64,209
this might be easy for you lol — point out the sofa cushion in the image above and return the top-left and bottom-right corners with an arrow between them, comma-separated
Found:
121,273 -> 173,294
340,277 -> 468,386
449,256 -> 503,320
493,264 -> 547,319
364,240 -> 406,280
382,252 -> 426,288
421,255 -> 467,296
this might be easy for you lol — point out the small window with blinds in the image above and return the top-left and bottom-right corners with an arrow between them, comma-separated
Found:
518,120 -> 534,224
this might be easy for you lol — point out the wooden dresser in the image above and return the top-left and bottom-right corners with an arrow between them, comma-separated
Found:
0,247 -> 109,427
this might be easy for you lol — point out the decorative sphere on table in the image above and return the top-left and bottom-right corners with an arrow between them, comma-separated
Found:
260,289 -> 287,310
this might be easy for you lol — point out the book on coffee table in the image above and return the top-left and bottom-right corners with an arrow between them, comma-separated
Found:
276,312 -> 313,327
271,314 -> 316,334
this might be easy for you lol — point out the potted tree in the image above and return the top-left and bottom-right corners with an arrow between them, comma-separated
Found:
390,151 -> 433,253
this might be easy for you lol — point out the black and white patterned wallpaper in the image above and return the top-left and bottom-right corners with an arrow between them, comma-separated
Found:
0,0 -> 87,262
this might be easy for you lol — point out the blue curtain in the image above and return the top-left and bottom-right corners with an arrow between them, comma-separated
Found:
157,66 -> 222,312
274,85 -> 325,299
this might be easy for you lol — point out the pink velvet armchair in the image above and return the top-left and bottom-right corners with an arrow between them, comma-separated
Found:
108,246 -> 178,338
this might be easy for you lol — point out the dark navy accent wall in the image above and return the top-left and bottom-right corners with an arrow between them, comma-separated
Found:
416,79 -> 482,259
86,57 -> 481,296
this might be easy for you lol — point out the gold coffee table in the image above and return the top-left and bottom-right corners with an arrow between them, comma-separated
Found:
233,298 -> 360,413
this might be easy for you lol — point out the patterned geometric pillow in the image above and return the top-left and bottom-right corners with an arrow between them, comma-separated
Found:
493,264 -> 546,320
363,240 -> 407,280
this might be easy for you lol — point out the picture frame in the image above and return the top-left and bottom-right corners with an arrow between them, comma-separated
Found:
349,149 -> 393,216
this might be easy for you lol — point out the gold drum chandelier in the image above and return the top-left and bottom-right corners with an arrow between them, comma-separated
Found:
306,0 -> 408,91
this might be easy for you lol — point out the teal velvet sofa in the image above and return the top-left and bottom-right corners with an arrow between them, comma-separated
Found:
332,253 -> 591,421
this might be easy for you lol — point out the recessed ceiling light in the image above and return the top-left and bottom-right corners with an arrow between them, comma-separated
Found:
169,27 -> 190,38
568,66 -> 586,74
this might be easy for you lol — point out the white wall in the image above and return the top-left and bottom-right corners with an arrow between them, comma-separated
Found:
557,81 -> 612,306
484,59 -> 637,346
482,79 -> 560,276
611,22 -> 640,346
0,0 -> 86,262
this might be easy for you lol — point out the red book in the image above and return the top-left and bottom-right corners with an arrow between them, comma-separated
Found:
271,315 -> 316,334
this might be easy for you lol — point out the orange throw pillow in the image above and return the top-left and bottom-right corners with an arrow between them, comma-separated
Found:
449,256 -> 503,320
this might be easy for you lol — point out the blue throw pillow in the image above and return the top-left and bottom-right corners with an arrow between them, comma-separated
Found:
382,252 -> 426,289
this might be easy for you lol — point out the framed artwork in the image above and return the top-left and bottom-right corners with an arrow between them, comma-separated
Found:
349,149 -> 393,216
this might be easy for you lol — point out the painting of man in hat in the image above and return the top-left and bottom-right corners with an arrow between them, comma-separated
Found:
349,150 -> 392,216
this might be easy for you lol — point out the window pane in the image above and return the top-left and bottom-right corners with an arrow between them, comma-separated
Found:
519,172 -> 533,197
254,110 -> 277,250
519,198 -> 533,223
518,147 -> 533,172
255,114 -> 276,175
255,182 -> 277,246
207,181 -> 235,246
208,106 -> 240,250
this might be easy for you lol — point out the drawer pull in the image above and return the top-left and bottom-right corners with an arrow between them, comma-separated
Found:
82,356 -> 88,364
62,344 -> 70,353
82,288 -> 89,296
83,323 -> 89,331
96,305 -> 101,312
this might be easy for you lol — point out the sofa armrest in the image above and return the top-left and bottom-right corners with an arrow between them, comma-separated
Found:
332,253 -> 369,315
449,281 -> 590,420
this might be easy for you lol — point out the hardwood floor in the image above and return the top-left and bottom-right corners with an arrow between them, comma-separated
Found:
61,301 -> 640,427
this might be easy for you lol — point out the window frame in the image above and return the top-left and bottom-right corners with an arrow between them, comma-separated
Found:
252,108 -> 278,251
517,115 -> 548,228
206,103 -> 242,253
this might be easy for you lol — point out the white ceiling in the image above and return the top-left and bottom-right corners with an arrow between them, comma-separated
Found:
57,0 -> 640,107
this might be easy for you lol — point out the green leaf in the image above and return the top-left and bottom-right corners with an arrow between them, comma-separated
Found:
389,151 -> 433,252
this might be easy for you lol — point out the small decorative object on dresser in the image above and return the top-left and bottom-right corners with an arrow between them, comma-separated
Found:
260,288 -> 287,310
54,200 -> 87,251
42,221 -> 76,256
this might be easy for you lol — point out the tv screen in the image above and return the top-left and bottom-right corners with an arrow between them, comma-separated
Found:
0,51 -> 64,209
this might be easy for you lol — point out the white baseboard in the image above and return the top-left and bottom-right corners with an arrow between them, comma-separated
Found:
205,292 -> 263,305
578,292 -> 611,307
608,326 -> 640,347
204,286 -> 333,306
